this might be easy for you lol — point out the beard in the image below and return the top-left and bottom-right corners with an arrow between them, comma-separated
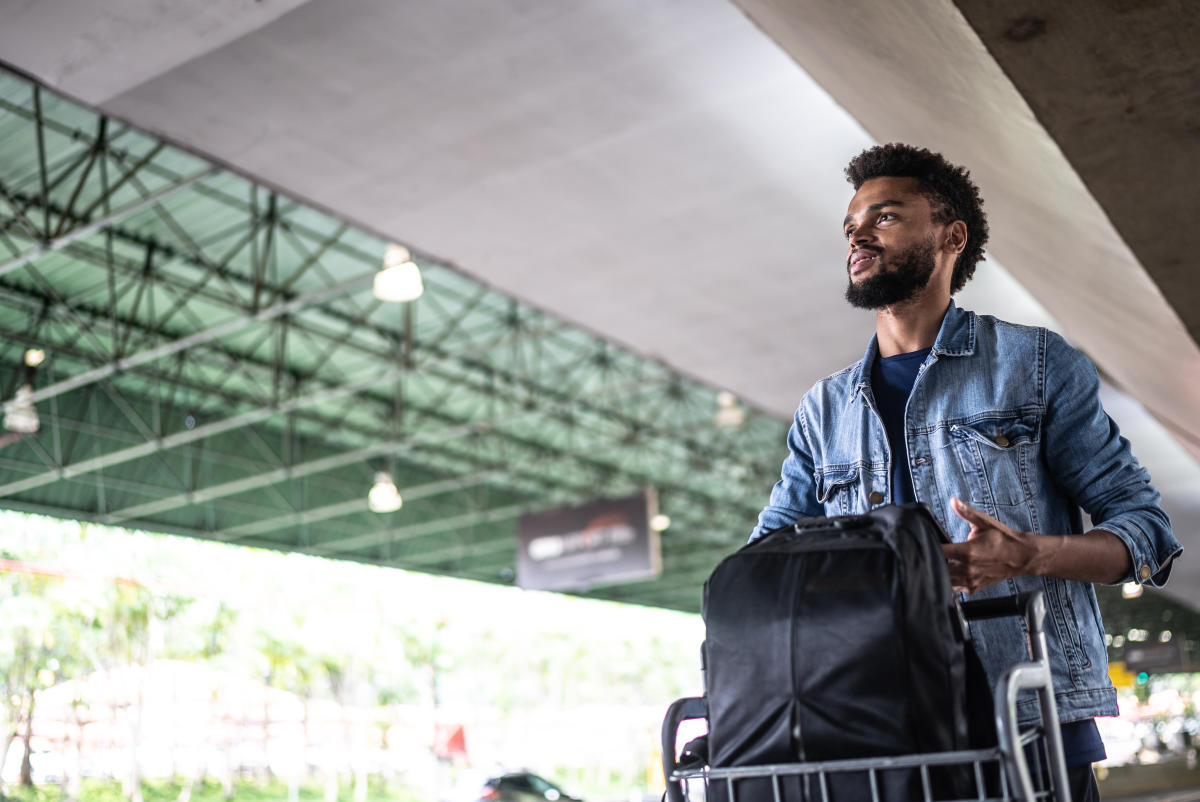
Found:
844,237 -> 937,310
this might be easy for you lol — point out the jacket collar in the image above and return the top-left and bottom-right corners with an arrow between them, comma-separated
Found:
931,300 -> 975,357
848,301 -> 975,405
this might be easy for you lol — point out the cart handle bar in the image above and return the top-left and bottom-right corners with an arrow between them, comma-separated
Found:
662,697 -> 707,802
960,592 -> 1043,627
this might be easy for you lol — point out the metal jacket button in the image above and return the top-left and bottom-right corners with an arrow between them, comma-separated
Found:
994,434 -> 1010,447
1139,563 -> 1152,581
868,491 -> 884,504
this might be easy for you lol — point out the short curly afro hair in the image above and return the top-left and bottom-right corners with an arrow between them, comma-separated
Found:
845,143 -> 988,294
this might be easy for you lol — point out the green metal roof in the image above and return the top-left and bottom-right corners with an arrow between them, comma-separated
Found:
0,66 -> 791,612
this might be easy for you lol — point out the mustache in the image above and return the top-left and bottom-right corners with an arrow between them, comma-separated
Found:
846,245 -> 882,269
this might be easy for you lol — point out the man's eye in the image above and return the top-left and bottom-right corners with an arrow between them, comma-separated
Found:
844,228 -> 854,239
878,213 -> 894,222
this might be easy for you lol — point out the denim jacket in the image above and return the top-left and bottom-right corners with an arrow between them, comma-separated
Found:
753,301 -> 1181,724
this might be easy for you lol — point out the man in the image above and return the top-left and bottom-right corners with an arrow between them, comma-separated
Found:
753,143 -> 1182,800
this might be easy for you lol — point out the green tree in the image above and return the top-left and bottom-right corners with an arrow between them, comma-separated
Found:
0,560 -> 86,789
256,632 -> 321,799
168,600 -> 237,802
86,582 -> 191,802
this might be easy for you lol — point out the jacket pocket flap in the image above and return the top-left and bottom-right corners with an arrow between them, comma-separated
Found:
950,412 -> 1039,449
815,466 -> 859,502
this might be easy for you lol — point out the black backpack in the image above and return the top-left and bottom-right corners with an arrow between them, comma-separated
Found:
702,504 -> 991,801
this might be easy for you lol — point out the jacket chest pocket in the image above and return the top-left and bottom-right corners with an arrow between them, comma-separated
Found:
948,411 -> 1040,508
815,467 -> 861,516
815,466 -> 889,515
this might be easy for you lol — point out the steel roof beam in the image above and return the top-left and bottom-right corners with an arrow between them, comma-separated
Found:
0,320 -> 384,483
0,360 -> 409,498
0,167 -> 214,279
401,531 -> 519,569
4,269 -> 374,415
214,469 -> 502,541
0,183 -> 42,240
103,402 -> 594,535
309,502 -> 533,560
100,420 -> 546,531
101,459 -> 377,525
198,422 -> 644,542
0,454 -> 279,520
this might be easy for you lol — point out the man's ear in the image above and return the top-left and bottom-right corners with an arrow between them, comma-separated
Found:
943,220 -> 968,255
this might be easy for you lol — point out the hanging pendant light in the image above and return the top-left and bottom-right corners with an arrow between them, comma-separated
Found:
373,243 -> 424,302
3,383 -> 39,434
368,472 -> 403,513
714,390 -> 745,428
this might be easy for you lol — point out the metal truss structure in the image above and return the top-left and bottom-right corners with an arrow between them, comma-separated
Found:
0,68 -> 793,612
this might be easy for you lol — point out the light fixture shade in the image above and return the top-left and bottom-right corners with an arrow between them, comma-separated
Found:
23,348 -> 45,367
3,383 -> 39,434
374,244 -> 424,302
650,513 -> 671,532
714,390 -> 745,428
1121,581 -> 1143,599
368,472 -> 403,513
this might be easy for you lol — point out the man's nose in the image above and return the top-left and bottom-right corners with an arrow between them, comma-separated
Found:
849,224 -> 878,246
850,222 -> 876,245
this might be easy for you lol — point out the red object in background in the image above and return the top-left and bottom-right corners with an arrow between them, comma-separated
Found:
0,557 -> 67,579
434,723 -> 467,763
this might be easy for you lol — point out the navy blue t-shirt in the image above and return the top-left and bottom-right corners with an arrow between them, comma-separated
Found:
870,348 -> 930,504
870,348 -> 1106,766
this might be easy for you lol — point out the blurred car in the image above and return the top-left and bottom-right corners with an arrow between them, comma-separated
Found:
476,771 -> 582,802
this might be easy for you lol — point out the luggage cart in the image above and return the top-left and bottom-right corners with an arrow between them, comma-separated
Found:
662,591 -> 1072,802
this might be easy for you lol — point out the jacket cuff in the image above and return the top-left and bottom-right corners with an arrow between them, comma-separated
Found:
1096,522 -> 1183,587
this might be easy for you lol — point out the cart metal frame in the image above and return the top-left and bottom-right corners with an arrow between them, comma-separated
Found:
662,591 -> 1072,802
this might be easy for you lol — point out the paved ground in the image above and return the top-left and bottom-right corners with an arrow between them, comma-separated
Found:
1106,791 -> 1200,801
1097,757 -> 1200,801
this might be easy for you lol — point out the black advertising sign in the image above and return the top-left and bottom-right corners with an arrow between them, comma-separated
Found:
516,490 -> 662,592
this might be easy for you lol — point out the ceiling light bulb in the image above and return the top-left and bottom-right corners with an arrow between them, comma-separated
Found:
714,391 -> 744,428
373,258 -> 424,302
23,349 -> 45,367
4,383 -> 39,434
1121,581 -> 1143,599
650,513 -> 671,532
368,472 -> 403,513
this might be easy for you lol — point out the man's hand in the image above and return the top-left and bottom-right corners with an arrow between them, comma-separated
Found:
940,497 -> 1038,594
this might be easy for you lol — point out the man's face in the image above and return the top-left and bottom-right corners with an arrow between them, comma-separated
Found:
842,176 -> 941,310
